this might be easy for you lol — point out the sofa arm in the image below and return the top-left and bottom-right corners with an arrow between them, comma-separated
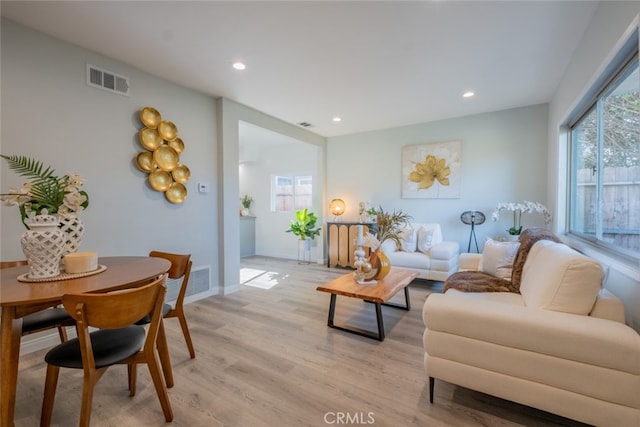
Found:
458,253 -> 481,271
423,293 -> 640,374
430,241 -> 459,260
590,288 -> 626,323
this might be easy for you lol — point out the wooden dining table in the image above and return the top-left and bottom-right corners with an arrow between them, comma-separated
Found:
0,256 -> 172,427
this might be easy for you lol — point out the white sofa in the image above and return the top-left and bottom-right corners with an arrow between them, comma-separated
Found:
422,239 -> 640,426
380,223 -> 459,281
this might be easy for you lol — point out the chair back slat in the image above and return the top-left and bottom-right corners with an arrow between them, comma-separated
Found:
62,275 -> 166,329
149,251 -> 190,280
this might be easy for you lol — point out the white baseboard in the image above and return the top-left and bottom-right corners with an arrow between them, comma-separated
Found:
224,284 -> 241,294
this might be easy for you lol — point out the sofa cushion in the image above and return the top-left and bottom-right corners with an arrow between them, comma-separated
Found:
399,226 -> 417,252
520,241 -> 603,315
380,239 -> 398,254
386,250 -> 430,270
416,226 -> 435,253
430,241 -> 460,260
479,239 -> 520,279
413,223 -> 443,246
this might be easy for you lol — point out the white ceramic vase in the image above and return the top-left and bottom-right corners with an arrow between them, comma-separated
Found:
59,213 -> 85,255
21,214 -> 65,278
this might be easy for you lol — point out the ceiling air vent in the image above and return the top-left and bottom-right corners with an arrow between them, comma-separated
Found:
297,122 -> 314,128
86,64 -> 130,96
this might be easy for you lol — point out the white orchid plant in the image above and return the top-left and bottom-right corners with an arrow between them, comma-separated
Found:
491,201 -> 551,235
1,155 -> 89,229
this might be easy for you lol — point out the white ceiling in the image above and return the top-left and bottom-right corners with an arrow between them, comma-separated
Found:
1,1 -> 599,138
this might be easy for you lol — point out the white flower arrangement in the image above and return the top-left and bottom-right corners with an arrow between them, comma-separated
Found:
491,201 -> 551,235
1,155 -> 89,228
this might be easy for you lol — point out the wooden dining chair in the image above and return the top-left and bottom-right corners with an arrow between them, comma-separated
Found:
129,251 -> 194,396
0,260 -> 74,342
144,251 -> 196,358
40,274 -> 173,427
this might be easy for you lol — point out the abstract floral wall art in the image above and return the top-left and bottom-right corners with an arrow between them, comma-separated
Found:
402,141 -> 462,198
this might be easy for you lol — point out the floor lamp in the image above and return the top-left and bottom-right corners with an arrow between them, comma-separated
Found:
460,211 -> 485,253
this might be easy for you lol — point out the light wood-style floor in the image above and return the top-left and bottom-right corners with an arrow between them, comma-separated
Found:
13,256 -> 590,426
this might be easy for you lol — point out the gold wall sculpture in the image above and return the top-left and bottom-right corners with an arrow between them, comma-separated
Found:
135,107 -> 190,203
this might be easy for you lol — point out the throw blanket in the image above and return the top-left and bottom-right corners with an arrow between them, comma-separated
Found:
443,227 -> 561,293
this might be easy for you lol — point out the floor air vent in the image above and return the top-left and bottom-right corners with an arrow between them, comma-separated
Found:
86,64 -> 130,96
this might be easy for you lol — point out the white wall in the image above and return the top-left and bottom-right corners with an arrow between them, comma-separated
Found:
1,20 -> 219,291
548,2 -> 640,330
326,104 -> 549,251
0,20 -> 326,300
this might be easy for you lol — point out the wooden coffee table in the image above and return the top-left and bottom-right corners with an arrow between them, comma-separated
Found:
316,268 -> 418,341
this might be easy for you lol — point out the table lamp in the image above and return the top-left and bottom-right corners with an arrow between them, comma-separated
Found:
329,199 -> 346,221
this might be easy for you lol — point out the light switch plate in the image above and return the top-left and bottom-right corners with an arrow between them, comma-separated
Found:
197,182 -> 210,193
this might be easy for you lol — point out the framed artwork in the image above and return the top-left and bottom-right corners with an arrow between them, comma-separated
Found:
401,140 -> 462,199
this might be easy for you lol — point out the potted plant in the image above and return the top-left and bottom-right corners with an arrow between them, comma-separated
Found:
1,155 -> 89,229
0,154 -> 90,277
362,206 -> 412,280
240,195 -> 253,216
367,205 -> 412,248
285,208 -> 321,240
491,201 -> 551,238
285,208 -> 321,264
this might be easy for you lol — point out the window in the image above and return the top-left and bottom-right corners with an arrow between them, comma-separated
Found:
272,175 -> 312,212
569,35 -> 639,262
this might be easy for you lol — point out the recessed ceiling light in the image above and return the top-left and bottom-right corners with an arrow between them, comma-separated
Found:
232,62 -> 246,71
332,117 -> 342,122
463,91 -> 475,98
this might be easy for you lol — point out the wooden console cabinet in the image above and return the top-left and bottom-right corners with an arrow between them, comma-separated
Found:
327,222 -> 375,268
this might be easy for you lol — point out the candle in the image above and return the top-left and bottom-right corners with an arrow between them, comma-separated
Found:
357,224 -> 363,240
64,251 -> 98,274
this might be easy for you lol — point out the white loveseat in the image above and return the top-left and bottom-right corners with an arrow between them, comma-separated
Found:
380,223 -> 459,281
422,239 -> 640,426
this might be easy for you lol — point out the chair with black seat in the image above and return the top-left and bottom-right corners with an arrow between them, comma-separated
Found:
40,274 -> 173,427
0,260 -> 74,342
143,251 -> 196,359
129,251 -> 194,396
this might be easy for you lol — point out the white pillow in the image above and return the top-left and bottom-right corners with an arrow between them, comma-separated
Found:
519,241 -> 603,315
479,239 -> 520,279
398,227 -> 417,252
380,239 -> 398,254
416,226 -> 435,253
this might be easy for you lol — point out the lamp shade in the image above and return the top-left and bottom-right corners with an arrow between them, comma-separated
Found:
329,199 -> 346,217
460,211 -> 485,225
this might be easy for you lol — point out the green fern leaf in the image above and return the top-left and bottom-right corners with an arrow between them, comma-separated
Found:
0,155 -> 56,181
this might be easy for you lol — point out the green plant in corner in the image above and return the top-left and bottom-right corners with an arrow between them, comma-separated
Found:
285,208 -> 321,240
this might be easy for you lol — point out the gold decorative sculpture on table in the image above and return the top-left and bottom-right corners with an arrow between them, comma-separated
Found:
135,107 -> 190,204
